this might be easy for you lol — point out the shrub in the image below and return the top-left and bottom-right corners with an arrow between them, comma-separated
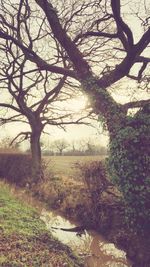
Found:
77,160 -> 110,194
0,153 -> 32,186
76,161 -> 111,226
108,105 -> 150,234
76,160 -> 124,233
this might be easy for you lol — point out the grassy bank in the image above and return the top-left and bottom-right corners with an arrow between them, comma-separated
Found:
0,181 -> 83,267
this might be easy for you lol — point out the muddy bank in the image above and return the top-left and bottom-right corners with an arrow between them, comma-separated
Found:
34,181 -> 150,267
63,187 -> 150,267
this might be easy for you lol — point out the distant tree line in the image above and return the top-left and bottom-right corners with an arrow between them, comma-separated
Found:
0,136 -> 107,156
41,138 -> 107,156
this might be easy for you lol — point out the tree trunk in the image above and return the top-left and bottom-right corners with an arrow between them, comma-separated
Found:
59,149 -> 63,156
30,129 -> 43,182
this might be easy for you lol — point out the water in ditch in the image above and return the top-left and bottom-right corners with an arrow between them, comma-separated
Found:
41,209 -> 132,267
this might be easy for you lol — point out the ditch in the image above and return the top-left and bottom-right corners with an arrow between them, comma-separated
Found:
41,209 -> 132,267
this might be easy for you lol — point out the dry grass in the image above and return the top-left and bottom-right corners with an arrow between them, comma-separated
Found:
35,156 -> 107,221
44,155 -> 106,179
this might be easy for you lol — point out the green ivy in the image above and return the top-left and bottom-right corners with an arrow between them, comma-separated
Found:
107,105 -> 150,235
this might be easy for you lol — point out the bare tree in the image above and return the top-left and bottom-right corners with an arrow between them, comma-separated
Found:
52,139 -> 68,155
78,137 -> 107,155
0,1 -> 92,179
0,54 -> 90,180
0,136 -> 20,153
81,138 -> 96,154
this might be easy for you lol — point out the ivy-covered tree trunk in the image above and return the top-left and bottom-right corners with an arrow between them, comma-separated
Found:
108,105 -> 150,236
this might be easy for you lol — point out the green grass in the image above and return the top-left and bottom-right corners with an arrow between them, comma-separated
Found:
0,181 -> 83,267
0,182 -> 46,236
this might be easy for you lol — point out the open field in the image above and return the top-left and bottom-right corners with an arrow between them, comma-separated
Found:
45,155 -> 106,178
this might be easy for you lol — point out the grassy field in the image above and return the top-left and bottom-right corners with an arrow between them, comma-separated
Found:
45,155 -> 106,178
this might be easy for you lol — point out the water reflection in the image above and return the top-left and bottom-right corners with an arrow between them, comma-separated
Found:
41,210 -> 131,267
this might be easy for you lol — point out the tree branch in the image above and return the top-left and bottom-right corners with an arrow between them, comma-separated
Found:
10,131 -> 31,146
35,0 -> 91,80
123,99 -> 150,111
0,103 -> 20,113
111,0 -> 134,49
36,76 -> 66,114
74,31 -> 118,43
127,62 -> 148,82
137,62 -> 148,82
135,56 -> 150,63
0,31 -> 77,79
